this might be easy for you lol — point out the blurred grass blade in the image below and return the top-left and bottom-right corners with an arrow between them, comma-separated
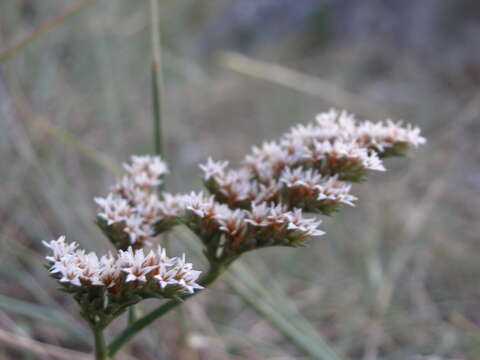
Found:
22,111 -> 121,175
0,0 -> 98,63
0,328 -> 91,360
0,294 -> 91,344
229,261 -> 342,356
218,51 -> 387,120
227,274 -> 343,360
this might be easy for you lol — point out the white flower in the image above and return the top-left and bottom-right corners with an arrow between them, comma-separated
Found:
245,203 -> 325,240
245,203 -> 290,227
247,141 -> 285,164
356,119 -> 426,151
154,253 -> 203,293
245,202 -> 270,227
284,209 -> 325,237
267,203 -> 290,224
154,267 -> 177,289
44,242 -> 86,287
114,176 -> 136,198
95,253 -> 121,288
285,122 -> 322,141
281,109 -> 425,164
128,187 -> 151,205
136,194 -> 163,223
280,167 -> 322,188
280,168 -> 357,207
171,254 -> 203,294
279,138 -> 308,165
402,123 -> 426,147
315,109 -> 357,137
316,177 -> 357,207
184,192 -> 217,218
179,269 -> 203,294
253,164 -> 275,184
158,193 -> 188,218
132,171 -> 162,188
123,155 -> 168,178
95,192 -> 157,244
310,139 -> 386,172
95,194 -> 132,225
123,215 -> 152,244
78,252 -> 101,276
254,182 -> 281,204
119,247 -> 157,283
244,141 -> 288,178
216,209 -> 246,237
94,155 -> 176,244
207,167 -> 255,202
43,235 -> 78,262
156,246 -> 177,267
123,155 -> 150,174
57,261 -> 82,287
358,148 -> 385,172
118,155 -> 169,193
199,157 -> 229,181
148,156 -> 169,178
44,239 -> 203,295
292,109 -> 426,155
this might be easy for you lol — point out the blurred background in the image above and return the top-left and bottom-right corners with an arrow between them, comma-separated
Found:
1,1 -> 479,359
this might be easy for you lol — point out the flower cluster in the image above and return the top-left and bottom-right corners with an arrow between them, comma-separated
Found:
280,168 -> 357,214
90,110 -> 425,262
43,236 -> 202,319
43,108 -> 425,347
243,109 -> 425,183
180,193 -> 324,259
201,109 -> 425,214
288,109 -> 426,153
95,155 -> 169,248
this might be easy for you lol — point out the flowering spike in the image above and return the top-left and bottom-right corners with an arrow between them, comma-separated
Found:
43,237 -> 203,316
95,155 -> 169,248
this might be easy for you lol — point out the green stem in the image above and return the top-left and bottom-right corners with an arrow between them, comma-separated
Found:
93,326 -> 109,360
127,306 -> 137,325
108,260 -> 228,356
150,0 -> 164,159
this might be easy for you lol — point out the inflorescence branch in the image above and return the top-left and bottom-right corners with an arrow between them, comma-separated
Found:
43,109 -> 425,358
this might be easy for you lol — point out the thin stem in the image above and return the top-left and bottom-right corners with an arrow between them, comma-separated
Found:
127,306 -> 137,325
108,260 -> 228,356
124,0 -> 165,328
150,0 -> 164,159
93,326 -> 109,360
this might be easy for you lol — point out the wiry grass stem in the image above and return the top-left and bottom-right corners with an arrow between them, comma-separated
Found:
218,52 -> 388,120
150,0 -> 164,159
127,0 -> 165,326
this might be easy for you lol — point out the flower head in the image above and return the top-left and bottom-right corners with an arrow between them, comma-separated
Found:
199,157 -> 229,181
42,235 -> 78,262
44,237 -> 202,297
119,247 -> 157,283
95,155 -> 171,247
